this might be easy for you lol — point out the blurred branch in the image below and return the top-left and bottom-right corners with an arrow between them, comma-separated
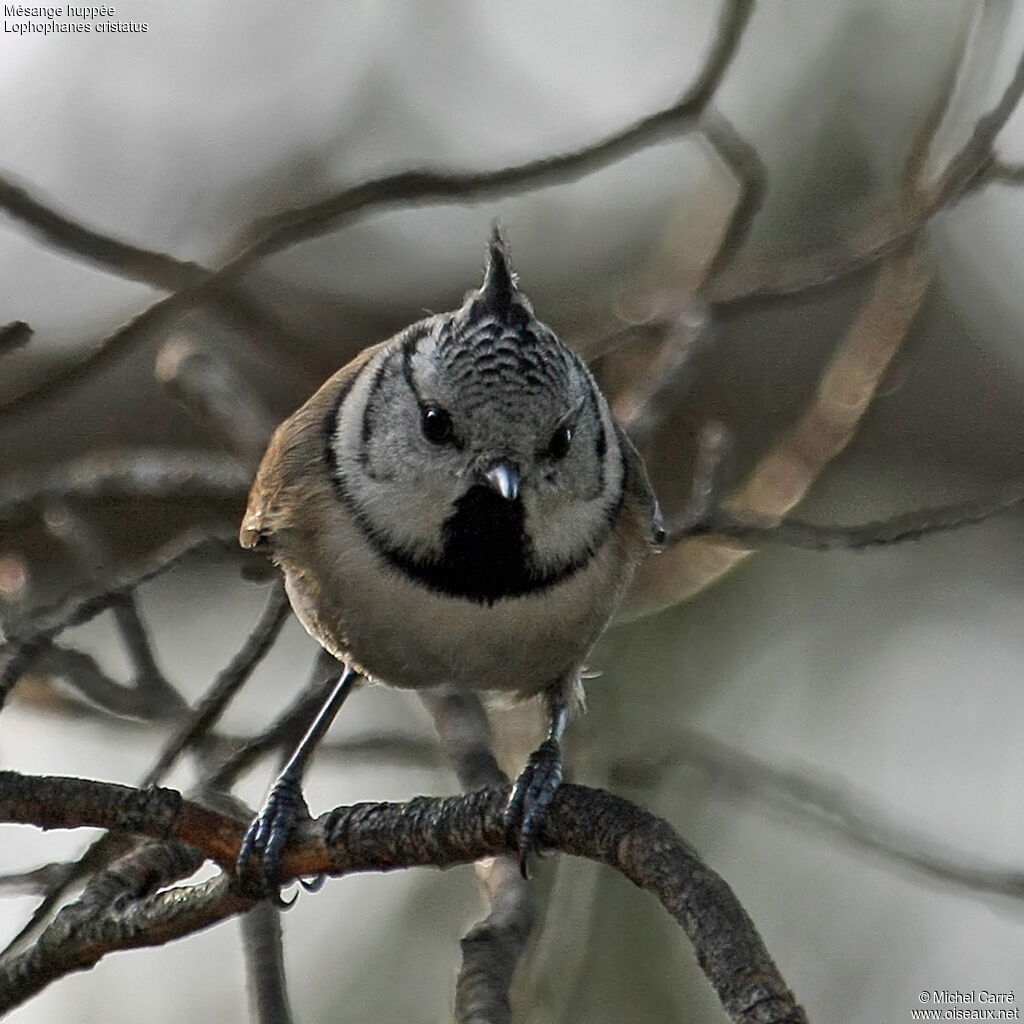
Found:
709,48 -> 1024,310
611,732 -> 1024,904
155,333 -> 278,468
698,109 -> 768,288
627,242 -> 931,616
0,449 -> 248,520
0,0 -> 753,422
43,502 -> 183,715
240,902 -> 294,1024
0,172 -> 205,292
421,691 -> 535,1024
0,320 -> 32,355
0,531 -> 237,709
0,172 -> 307,366
0,772 -> 808,1024
671,485 -> 1024,550
142,580 -> 290,787
227,0 -> 754,265
989,160 -> 1024,184
205,649 -> 344,790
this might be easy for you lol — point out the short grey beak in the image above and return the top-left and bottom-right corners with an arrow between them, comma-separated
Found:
482,460 -> 520,501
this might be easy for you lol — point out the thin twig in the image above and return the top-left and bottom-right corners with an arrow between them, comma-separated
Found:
143,580 -> 290,787
709,48 -> 1024,310
989,160 -> 1024,184
0,0 -> 754,421
43,502 -> 182,714
240,902 -> 294,1024
698,109 -> 768,287
205,649 -> 343,789
611,732 -> 1024,903
155,333 -> 278,468
0,531 -> 237,709
674,486 -> 1024,550
0,171 -> 309,366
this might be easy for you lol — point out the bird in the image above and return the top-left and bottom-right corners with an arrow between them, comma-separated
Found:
236,227 -> 664,899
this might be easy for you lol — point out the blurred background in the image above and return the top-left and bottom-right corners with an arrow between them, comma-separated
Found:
2,1 -> 1024,1021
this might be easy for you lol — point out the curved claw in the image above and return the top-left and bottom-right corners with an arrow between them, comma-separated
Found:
505,738 -> 563,878
236,773 -> 312,904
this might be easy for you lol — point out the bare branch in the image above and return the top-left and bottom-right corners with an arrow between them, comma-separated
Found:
155,333 -> 278,468
240,902 -> 294,1024
205,649 -> 343,789
989,160 -> 1024,184
611,732 -> 1024,904
628,242 -> 931,616
0,449 -> 248,520
674,485 -> 1024,550
0,0 -> 753,422
698,109 -> 768,288
0,531 -> 237,709
709,49 -> 1024,310
143,580 -> 290,787
421,690 -> 535,1024
0,772 -> 807,1024
0,320 -> 32,355
43,502 -> 182,713
0,172 -> 204,291
227,0 -> 754,267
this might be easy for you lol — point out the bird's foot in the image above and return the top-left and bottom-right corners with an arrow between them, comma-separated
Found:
236,773 -> 322,906
505,738 -> 563,878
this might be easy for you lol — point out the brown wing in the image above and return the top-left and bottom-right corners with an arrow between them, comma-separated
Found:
615,423 -> 664,547
240,341 -> 388,551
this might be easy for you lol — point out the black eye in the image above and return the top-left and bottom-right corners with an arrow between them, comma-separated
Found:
421,405 -> 455,445
543,424 -> 572,461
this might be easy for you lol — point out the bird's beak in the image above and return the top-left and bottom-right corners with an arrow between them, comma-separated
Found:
482,460 -> 520,501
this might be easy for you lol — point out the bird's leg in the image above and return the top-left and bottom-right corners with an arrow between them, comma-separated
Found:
506,685 -> 569,878
236,664 -> 357,905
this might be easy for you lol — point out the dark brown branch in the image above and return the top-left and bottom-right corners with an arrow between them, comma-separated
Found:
0,771 -> 807,1024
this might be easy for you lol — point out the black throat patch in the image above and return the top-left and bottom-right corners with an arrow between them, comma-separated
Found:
392,485 -> 537,604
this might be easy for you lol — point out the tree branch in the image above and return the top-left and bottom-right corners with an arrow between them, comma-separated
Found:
0,771 -> 807,1024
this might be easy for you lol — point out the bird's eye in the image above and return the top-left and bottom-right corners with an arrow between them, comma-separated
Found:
542,424 -> 573,461
421,405 -> 455,445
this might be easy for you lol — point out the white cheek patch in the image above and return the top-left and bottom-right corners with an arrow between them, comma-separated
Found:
330,344 -> 452,557
527,392 -> 624,571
